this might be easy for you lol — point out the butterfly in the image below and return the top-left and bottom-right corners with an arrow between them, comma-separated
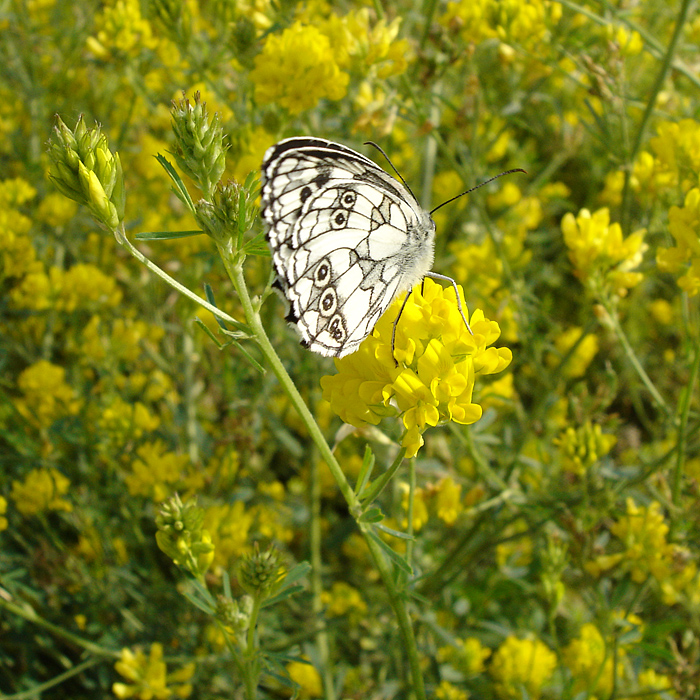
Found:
261,137 -> 489,358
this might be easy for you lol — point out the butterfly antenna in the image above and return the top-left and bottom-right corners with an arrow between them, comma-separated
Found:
364,141 -> 419,202
430,169 -> 527,215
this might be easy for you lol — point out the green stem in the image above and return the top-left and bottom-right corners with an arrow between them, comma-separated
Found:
672,335 -> 700,510
216,251 -> 427,700
310,450 -> 336,700
0,597 -> 118,659
243,594 -> 263,700
117,227 -> 242,328
604,304 -> 671,417
620,0 -> 693,229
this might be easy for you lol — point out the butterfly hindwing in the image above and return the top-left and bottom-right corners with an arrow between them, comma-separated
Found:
261,137 -> 437,357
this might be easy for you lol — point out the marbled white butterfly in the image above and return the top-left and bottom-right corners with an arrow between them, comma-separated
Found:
261,137 -> 518,358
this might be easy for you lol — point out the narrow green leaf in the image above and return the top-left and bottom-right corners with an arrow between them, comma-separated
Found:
261,584 -> 305,608
134,229 -> 203,241
155,153 -> 196,212
355,445 -> 376,496
181,580 -> 216,614
194,317 -> 224,348
375,522 -> 415,540
367,530 -> 413,575
359,447 -> 406,505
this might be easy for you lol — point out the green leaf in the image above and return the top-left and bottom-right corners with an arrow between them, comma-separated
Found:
375,522 -> 415,540
355,445 -> 376,496
155,153 -> 196,212
134,229 -> 203,241
181,579 -> 216,614
367,530 -> 412,575
358,505 -> 384,524
261,585 -> 305,608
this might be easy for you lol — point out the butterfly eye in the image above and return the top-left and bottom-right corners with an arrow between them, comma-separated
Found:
328,314 -> 346,342
319,287 -> 337,316
331,211 -> 348,229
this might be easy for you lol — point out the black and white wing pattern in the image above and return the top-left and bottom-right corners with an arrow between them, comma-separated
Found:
261,137 -> 436,357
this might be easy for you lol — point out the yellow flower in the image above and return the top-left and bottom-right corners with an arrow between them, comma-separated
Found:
319,8 -> 411,79
321,279 -> 512,457
657,187 -> 700,296
554,421 -> 616,476
434,477 -> 463,525
489,635 -> 556,700
86,0 -> 159,61
0,496 -> 8,531
113,643 -> 195,700
649,118 -> 700,192
585,499 -> 691,599
11,468 -> 72,516
440,0 -> 561,52
286,659 -> 323,699
16,360 -> 82,428
548,326 -> 599,379
438,637 -> 491,675
251,21 -> 348,114
399,482 -> 429,531
562,623 -> 618,697
203,502 -> 254,570
561,207 -> 647,298
435,680 -> 470,700
320,581 -> 367,622
124,441 -> 190,501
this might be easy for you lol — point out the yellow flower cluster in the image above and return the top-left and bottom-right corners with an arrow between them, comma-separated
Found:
586,499 -> 694,603
11,467 -> 72,517
437,636 -> 491,675
440,0 -> 562,53
0,497 -> 7,531
16,360 -> 82,429
657,187 -> 700,296
86,0 -> 159,60
319,8 -> 411,80
285,659 -> 323,699
320,581 -> 367,623
113,643 -> 195,700
435,680 -> 469,700
561,207 -> 647,299
562,623 -> 619,697
11,263 -> 123,313
321,278 -> 512,457
547,326 -> 599,379
554,421 -> 617,476
124,441 -> 192,502
251,22 -> 349,114
489,635 -> 556,700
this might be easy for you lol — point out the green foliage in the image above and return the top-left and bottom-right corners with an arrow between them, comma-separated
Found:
1,0 -> 700,699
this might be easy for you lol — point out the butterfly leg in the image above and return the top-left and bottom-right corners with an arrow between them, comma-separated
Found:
424,272 -> 473,336
391,288 -> 414,366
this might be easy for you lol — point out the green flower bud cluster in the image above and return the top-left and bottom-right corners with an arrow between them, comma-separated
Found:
216,593 -> 253,633
155,494 -> 214,580
171,92 -> 227,198
48,115 -> 125,230
195,180 -> 257,247
237,543 -> 285,597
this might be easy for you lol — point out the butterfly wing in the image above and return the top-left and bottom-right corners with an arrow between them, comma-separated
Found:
261,137 -> 436,357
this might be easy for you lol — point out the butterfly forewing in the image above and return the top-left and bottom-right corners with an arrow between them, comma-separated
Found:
261,137 -> 436,357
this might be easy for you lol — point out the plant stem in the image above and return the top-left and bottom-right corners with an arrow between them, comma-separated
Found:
217,250 -> 427,700
604,304 -> 671,417
620,0 -> 694,230
672,335 -> 700,511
